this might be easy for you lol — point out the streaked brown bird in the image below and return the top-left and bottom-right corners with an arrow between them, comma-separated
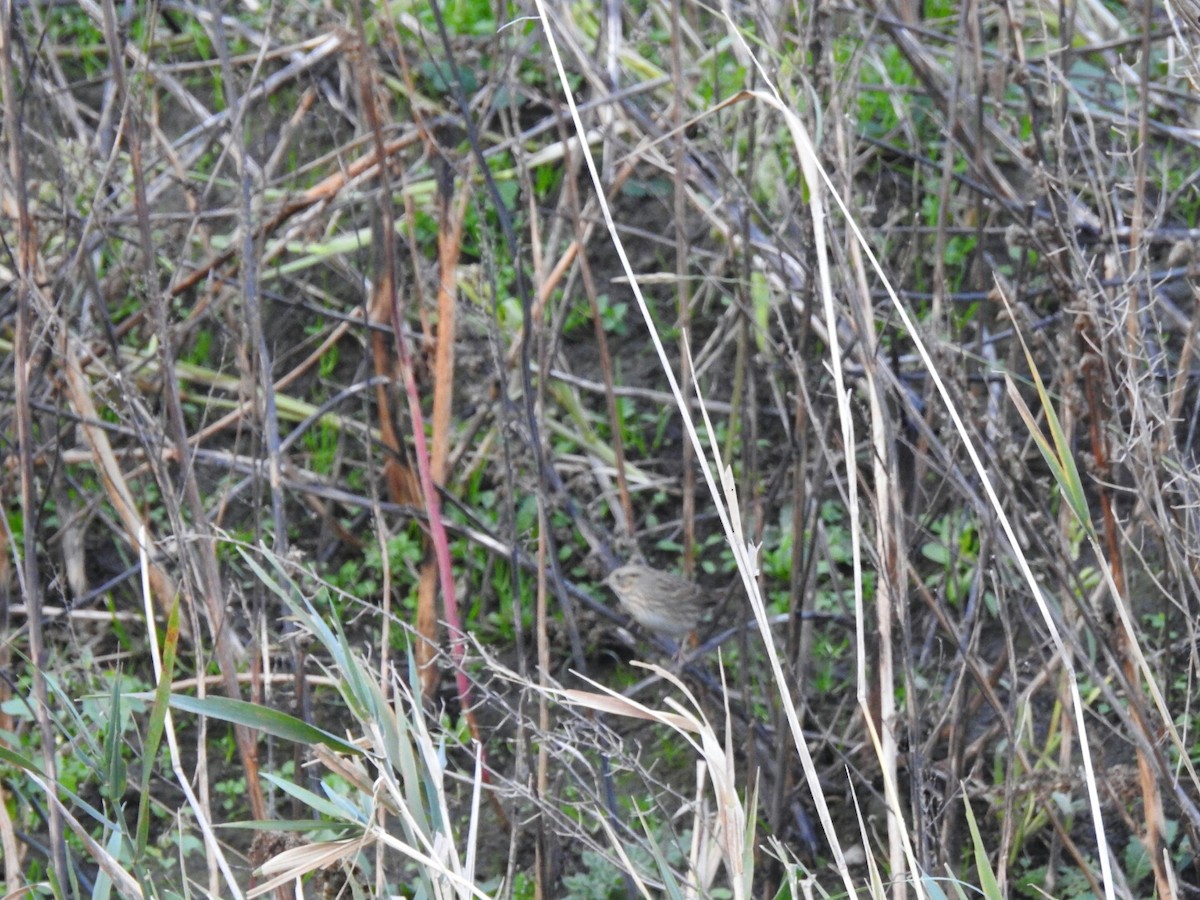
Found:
604,563 -> 711,642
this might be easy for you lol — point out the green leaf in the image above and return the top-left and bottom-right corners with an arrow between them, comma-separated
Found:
100,673 -> 126,803
1004,316 -> 1093,535
0,743 -> 43,776
963,793 -> 1002,899
138,594 -> 180,861
167,695 -> 362,757
222,818 -> 360,834
260,772 -> 365,823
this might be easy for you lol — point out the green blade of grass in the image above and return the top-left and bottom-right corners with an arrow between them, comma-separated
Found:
101,674 -> 127,807
1005,373 -> 1091,533
260,771 -> 368,824
136,594 -> 179,862
963,792 -> 1002,899
167,694 -> 362,757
